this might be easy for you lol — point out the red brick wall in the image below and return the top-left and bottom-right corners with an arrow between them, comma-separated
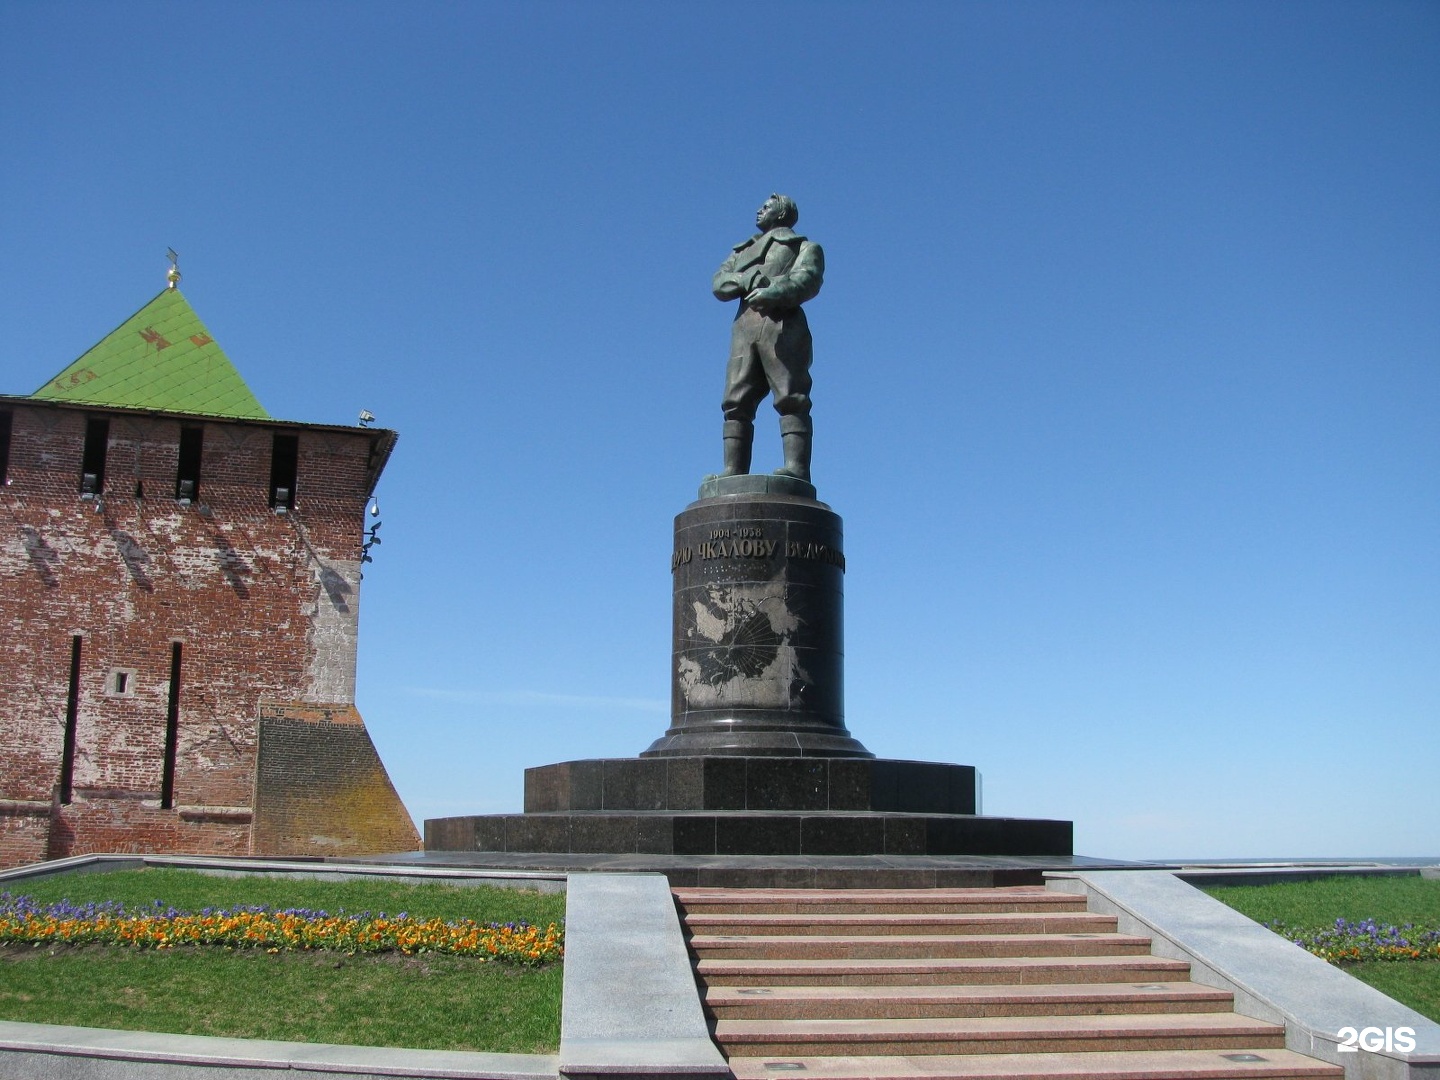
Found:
0,401 -> 408,868
0,803 -> 50,869
252,703 -> 420,856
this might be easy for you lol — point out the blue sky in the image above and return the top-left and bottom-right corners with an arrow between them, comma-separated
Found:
3,2 -> 1436,860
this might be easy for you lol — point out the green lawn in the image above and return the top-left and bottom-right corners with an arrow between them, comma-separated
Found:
1338,962 -> 1440,1023
1203,874 -> 1440,928
0,868 -> 564,1052
4,867 -> 565,926
1204,873 -> 1440,1022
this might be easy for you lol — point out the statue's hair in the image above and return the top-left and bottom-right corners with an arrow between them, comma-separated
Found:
770,194 -> 799,228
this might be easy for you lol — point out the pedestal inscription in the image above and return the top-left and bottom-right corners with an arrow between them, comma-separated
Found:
645,492 -> 871,757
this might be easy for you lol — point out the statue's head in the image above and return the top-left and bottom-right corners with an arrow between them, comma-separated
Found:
756,194 -> 799,231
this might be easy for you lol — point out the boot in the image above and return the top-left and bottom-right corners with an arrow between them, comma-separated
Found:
774,414 -> 812,482
722,419 -> 753,476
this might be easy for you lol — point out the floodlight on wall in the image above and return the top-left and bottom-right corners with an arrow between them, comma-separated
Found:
358,410 -> 375,427
177,479 -> 196,505
360,510 -> 383,576
81,472 -> 99,496
274,487 -> 291,513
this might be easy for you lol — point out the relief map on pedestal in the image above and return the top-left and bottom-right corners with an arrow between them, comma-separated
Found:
677,580 -> 805,707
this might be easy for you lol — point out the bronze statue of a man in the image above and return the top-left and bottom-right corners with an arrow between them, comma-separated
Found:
712,194 -> 824,483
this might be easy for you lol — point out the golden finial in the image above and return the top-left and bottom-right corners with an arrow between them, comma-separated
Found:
166,248 -> 182,290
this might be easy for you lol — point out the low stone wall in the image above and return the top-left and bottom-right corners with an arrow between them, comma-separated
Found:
0,859 -> 720,1080
1048,869 -> 1440,1080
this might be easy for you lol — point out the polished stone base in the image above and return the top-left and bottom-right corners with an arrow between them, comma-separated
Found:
697,473 -> 817,500
426,754 -> 1071,863
643,727 -> 873,757
425,810 -> 1071,858
524,757 -> 977,814
661,492 -> 870,757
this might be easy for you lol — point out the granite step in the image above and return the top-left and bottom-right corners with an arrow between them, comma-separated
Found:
674,886 -> 1088,915
685,910 -> 1117,936
706,980 -> 1234,1020
689,931 -> 1154,961
725,1048 -> 1344,1079
712,1010 -> 1287,1058
696,953 -> 1195,986
677,886 -> 1339,1080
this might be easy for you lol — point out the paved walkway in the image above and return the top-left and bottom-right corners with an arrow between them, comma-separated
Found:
352,850 -> 1435,889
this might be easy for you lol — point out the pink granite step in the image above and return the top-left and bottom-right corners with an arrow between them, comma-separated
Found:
677,886 -> 1341,1080
696,953 -> 1195,986
684,910 -> 1118,936
706,980 -> 1234,1020
725,1048 -> 1344,1079
675,886 -> 1089,915
713,1010 -> 1287,1057
689,931 -> 1154,961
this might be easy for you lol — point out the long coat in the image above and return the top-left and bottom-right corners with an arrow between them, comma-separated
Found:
712,227 -> 824,310
713,228 -> 825,419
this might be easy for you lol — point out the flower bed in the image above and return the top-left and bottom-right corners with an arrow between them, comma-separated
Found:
1268,917 -> 1440,964
0,893 -> 562,965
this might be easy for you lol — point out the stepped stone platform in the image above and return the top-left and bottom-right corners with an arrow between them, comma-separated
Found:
678,885 -> 1344,1080
363,850 -> 1124,889
524,756 -> 979,814
425,755 -> 1072,874
425,487 -> 1078,875
426,810 -> 1070,859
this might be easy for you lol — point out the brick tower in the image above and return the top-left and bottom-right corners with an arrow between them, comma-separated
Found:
0,270 -> 418,868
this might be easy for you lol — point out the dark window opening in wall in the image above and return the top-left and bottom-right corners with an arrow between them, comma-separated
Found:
269,432 -> 298,511
176,426 -> 203,503
60,636 -> 82,804
81,417 -> 109,496
0,410 -> 12,486
106,667 -> 139,697
160,643 -> 182,809
135,480 -> 145,499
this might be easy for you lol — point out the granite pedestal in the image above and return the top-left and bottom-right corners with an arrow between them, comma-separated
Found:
524,756 -> 976,814
648,482 -> 868,757
426,478 -> 1075,871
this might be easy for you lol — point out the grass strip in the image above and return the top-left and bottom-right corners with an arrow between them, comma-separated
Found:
1337,961 -> 1440,1024
1205,873 -> 1440,1022
5,868 -> 565,926
1203,874 -> 1440,928
0,868 -> 565,1051
0,944 -> 562,1053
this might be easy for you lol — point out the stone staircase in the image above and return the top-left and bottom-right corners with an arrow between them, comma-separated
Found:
674,885 -> 1343,1080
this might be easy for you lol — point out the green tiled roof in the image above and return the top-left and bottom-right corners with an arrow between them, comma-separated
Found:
32,287 -> 269,419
